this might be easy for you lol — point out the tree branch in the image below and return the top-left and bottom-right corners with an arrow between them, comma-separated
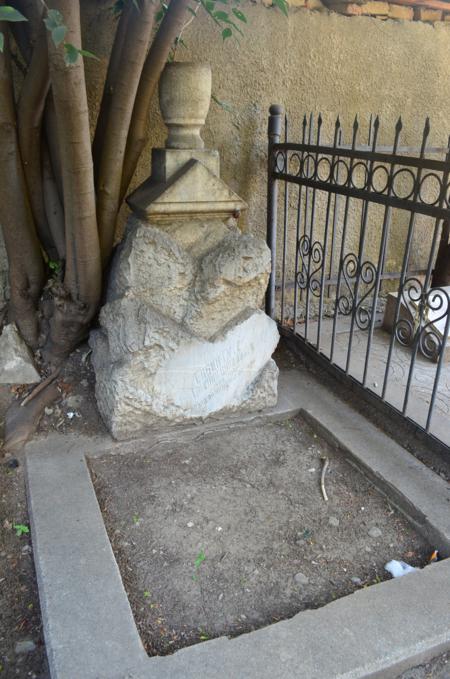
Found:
120,0 -> 191,200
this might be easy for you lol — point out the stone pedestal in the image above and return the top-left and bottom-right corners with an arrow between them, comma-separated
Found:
90,62 -> 279,439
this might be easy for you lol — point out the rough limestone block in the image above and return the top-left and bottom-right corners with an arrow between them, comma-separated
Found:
107,218 -> 194,322
414,7 -> 442,21
328,0 -> 389,14
91,309 -> 279,440
159,217 -> 239,260
388,3 -> 413,19
185,232 -> 271,339
0,324 -> 40,384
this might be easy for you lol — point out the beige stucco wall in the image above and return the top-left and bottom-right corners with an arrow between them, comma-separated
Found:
2,2 -> 450,299
84,2 -> 450,271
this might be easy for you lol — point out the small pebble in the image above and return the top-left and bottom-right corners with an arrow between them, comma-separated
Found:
187,521 -> 194,528
328,516 -> 340,527
44,407 -> 54,416
351,576 -> 362,585
218,593 -> 224,601
15,640 -> 36,655
21,545 -> 32,555
368,527 -> 382,539
293,572 -> 309,586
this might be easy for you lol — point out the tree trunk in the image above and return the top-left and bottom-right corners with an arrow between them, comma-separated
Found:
120,0 -> 191,199
431,220 -> 450,288
44,0 -> 101,362
95,0 -> 156,264
17,24 -> 53,257
0,25 -> 45,348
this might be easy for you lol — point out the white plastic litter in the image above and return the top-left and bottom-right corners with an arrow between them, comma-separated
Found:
385,559 -> 418,578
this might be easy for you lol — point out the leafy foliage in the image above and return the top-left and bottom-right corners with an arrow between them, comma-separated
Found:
44,7 -> 99,65
0,5 -> 28,54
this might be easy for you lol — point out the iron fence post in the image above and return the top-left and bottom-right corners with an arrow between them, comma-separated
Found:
266,104 -> 283,318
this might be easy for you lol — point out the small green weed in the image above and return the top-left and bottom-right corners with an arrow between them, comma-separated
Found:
192,549 -> 206,581
13,524 -> 29,537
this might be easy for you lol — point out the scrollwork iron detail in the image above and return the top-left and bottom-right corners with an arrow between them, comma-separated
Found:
394,279 -> 449,361
296,235 -> 324,298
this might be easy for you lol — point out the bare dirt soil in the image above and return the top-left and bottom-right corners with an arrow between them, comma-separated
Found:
90,415 -> 434,658
0,341 -> 448,677
0,441 -> 49,678
398,653 -> 449,679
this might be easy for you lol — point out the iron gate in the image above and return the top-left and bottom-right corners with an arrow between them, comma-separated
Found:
266,105 -> 450,452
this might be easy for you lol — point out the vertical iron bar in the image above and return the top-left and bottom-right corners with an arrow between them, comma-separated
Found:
293,116 -> 308,335
381,118 -> 431,400
402,217 -> 443,415
426,290 -> 450,431
280,113 -> 289,326
327,128 -> 342,298
362,117 -> 403,387
330,116 -> 360,365
317,117 -> 341,353
265,104 -> 283,319
304,113 -> 322,345
345,116 -> 380,375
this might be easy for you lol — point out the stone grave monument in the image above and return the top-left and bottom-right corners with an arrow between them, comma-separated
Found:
90,62 -> 279,439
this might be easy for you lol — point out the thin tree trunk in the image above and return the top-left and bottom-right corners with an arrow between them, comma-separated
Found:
42,142 -> 66,260
45,0 -> 101,361
120,0 -> 191,200
0,25 -> 45,347
92,0 -> 133,177
17,24 -> 53,257
95,0 -> 156,264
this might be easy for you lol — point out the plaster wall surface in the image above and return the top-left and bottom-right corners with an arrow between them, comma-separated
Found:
2,3 -> 450,295
73,0 -> 450,278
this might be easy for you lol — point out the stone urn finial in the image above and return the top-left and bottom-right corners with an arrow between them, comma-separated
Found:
159,62 -> 212,150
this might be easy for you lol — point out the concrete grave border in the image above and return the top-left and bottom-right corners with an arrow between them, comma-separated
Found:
25,369 -> 450,679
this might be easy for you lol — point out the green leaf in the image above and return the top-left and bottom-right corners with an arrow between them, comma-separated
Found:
232,7 -> 246,21
0,32 -> 4,53
273,0 -> 289,15
64,43 -> 79,65
0,6 -> 28,22
78,49 -> 100,61
214,10 -> 229,20
44,8 -> 63,30
221,26 -> 232,40
13,523 -> 30,537
51,24 -> 67,47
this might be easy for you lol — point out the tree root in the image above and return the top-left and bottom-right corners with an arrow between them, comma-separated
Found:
3,381 -> 60,454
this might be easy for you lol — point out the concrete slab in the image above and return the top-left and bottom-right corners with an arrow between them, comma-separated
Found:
141,558 -> 450,679
24,369 -> 303,460
26,449 -> 148,679
25,367 -> 450,678
284,370 -> 450,556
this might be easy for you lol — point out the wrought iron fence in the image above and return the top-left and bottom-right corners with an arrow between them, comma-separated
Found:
266,105 -> 450,452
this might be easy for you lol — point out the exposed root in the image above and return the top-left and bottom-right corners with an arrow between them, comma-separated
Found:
4,382 -> 60,454
20,367 -> 61,407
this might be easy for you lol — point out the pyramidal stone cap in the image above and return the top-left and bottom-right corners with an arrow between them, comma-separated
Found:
127,158 -> 247,222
